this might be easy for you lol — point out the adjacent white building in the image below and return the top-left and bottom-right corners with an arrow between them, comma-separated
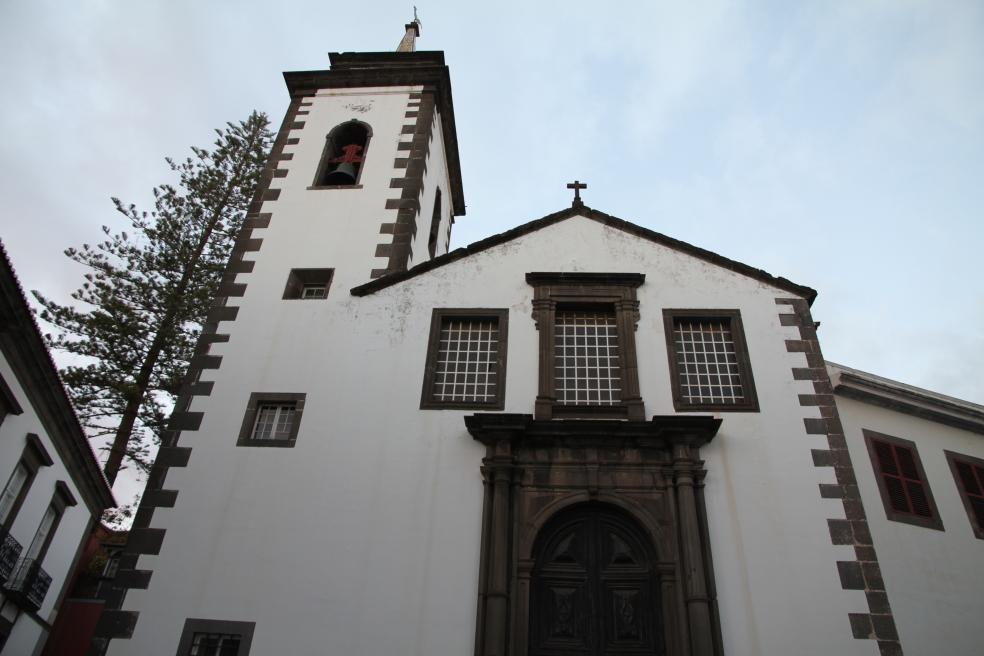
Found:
0,244 -> 115,655
99,22 -> 984,656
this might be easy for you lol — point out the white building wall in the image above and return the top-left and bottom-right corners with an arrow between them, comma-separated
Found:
408,110 -> 454,264
837,395 -> 984,655
115,215 -> 874,655
0,355 -> 95,653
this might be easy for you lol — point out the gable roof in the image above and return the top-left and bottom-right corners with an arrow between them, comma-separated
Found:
350,204 -> 818,302
0,241 -> 115,513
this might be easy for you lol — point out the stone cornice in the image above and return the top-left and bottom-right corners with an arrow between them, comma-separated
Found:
828,361 -> 984,435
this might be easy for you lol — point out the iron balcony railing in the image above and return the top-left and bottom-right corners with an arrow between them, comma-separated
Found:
4,557 -> 52,611
0,528 -> 22,582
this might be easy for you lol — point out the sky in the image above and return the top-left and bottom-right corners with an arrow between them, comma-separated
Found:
1,1 -> 982,499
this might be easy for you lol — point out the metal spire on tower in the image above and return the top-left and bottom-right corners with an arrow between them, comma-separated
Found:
396,8 -> 422,52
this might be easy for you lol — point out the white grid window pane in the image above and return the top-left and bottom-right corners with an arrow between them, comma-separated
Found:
554,311 -> 621,405
189,632 -> 242,656
252,403 -> 296,440
673,318 -> 745,404
431,318 -> 499,403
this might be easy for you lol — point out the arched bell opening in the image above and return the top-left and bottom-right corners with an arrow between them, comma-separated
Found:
529,502 -> 664,656
314,120 -> 371,186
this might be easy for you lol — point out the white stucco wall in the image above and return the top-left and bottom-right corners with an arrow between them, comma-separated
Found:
837,395 -> 984,655
0,355 -> 95,654
113,204 -> 883,655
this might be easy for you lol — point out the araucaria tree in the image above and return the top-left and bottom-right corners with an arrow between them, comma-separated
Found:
34,112 -> 273,485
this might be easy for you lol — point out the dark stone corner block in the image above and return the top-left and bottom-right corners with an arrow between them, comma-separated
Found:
837,560 -> 865,590
94,609 -> 139,639
127,528 -> 166,555
155,446 -> 192,468
141,488 -> 179,508
114,568 -> 152,589
167,411 -> 204,432
848,612 -> 873,639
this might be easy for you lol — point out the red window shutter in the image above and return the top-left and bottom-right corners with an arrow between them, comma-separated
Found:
873,439 -> 932,518
955,461 -> 984,528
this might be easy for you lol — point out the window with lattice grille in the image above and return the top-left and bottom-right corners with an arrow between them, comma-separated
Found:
663,310 -> 758,412
553,310 -> 622,405
237,393 -> 306,447
946,451 -> 984,539
864,430 -> 942,530
527,273 -> 645,420
421,309 -> 508,409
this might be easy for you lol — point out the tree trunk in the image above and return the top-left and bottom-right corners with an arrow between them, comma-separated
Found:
102,146 -> 258,485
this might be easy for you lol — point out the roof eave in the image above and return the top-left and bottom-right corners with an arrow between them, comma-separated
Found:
351,205 -> 817,302
828,362 -> 984,435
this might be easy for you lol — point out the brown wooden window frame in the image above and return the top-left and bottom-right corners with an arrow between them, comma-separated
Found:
0,373 -> 23,429
23,481 -> 77,566
662,309 -> 760,413
236,393 -> 307,448
863,430 -> 943,531
175,618 -> 255,656
1,433 -> 53,531
419,308 -> 508,410
527,273 -> 645,421
944,450 -> 984,539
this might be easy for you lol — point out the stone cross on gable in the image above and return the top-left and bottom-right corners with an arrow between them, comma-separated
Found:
567,180 -> 587,206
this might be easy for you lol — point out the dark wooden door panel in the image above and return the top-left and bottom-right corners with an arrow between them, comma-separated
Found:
531,505 -> 662,656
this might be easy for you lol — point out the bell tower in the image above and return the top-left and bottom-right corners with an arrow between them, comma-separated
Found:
98,22 -> 466,653
251,17 -> 465,294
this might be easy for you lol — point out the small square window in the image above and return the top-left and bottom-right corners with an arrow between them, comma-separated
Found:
190,632 -> 241,656
251,403 -> 296,440
420,309 -> 508,410
237,393 -> 306,447
864,430 -> 943,531
663,310 -> 759,412
176,619 -> 254,656
282,268 -> 333,300
301,284 -> 327,299
945,450 -> 984,539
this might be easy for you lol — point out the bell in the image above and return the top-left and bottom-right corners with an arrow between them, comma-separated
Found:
323,162 -> 358,185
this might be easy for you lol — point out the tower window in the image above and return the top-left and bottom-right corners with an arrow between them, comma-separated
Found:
176,619 -> 255,656
313,121 -> 371,187
301,285 -> 327,299
428,188 -> 443,258
251,404 -> 297,441
282,268 -> 334,300
237,393 -> 307,447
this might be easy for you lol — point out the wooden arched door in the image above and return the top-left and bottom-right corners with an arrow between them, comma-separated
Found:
529,504 -> 662,656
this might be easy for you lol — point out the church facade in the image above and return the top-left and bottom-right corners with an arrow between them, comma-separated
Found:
98,24 -> 984,656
